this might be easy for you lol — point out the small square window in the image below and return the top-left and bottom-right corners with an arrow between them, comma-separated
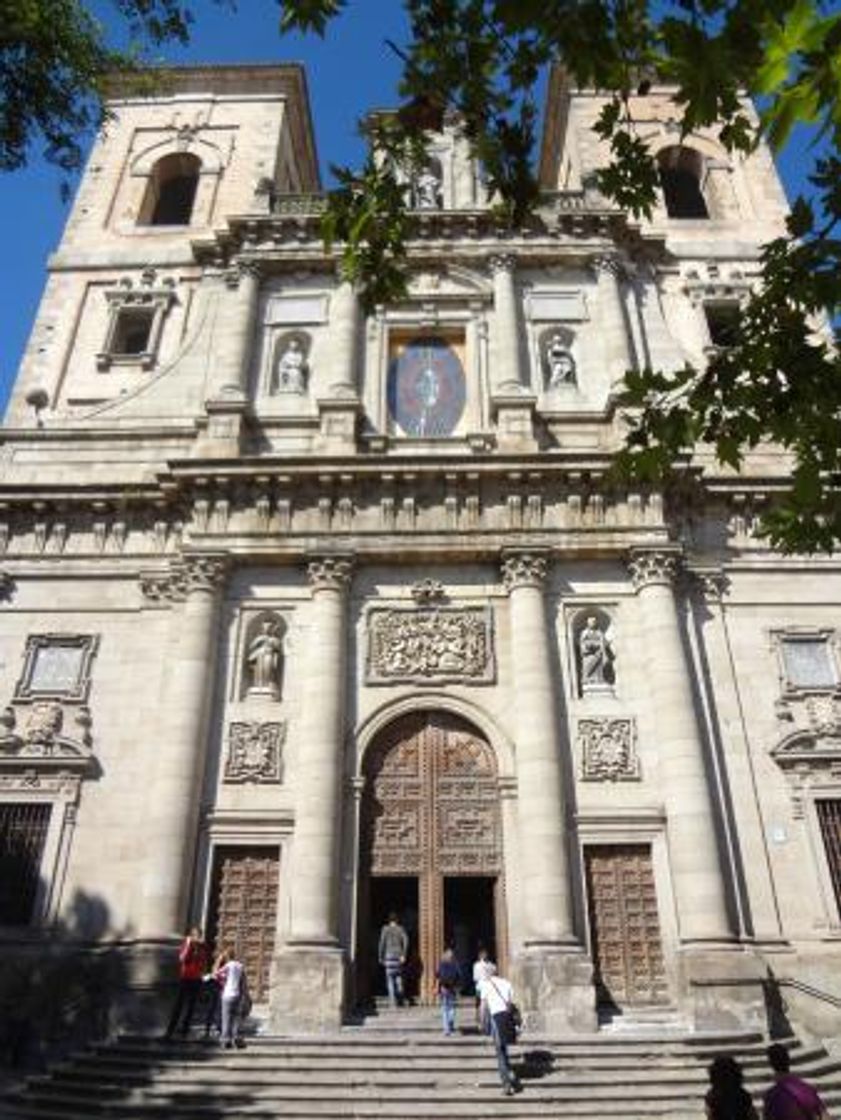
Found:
111,309 -> 154,357
781,637 -> 837,689
705,303 -> 741,349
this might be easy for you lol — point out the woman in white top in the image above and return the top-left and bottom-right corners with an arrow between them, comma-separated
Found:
215,946 -> 248,1049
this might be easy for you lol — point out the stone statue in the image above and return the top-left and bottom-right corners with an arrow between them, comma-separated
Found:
414,166 -> 441,210
246,619 -> 283,697
578,615 -> 613,691
546,333 -> 576,388
275,338 -> 307,394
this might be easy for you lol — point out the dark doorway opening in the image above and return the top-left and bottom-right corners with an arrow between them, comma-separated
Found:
368,875 -> 420,1000
443,875 -> 496,994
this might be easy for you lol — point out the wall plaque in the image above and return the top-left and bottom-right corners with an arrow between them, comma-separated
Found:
579,717 -> 640,782
224,721 -> 286,784
15,635 -> 98,702
366,606 -> 495,684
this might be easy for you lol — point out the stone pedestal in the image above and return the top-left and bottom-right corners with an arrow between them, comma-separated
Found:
511,949 -> 596,1034
196,390 -> 250,458
492,392 -> 538,452
315,396 -> 362,454
680,948 -> 768,1032
270,947 -> 347,1032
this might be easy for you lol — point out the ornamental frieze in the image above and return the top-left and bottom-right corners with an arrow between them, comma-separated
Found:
224,720 -> 286,784
578,717 -> 640,782
366,606 -> 495,684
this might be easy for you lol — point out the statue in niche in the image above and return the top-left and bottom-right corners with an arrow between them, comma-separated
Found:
578,615 -> 614,692
245,618 -> 284,698
545,332 -> 577,388
414,164 -> 442,210
274,337 -> 307,394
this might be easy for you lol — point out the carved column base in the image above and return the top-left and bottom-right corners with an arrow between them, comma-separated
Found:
315,397 -> 362,454
510,948 -> 596,1034
679,946 -> 769,1033
491,393 -> 537,451
196,393 -> 250,458
269,946 -> 346,1032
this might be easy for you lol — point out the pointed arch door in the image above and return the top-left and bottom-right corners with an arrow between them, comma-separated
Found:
360,710 -> 506,1003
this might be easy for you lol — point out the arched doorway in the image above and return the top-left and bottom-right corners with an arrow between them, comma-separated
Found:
358,710 -> 506,1004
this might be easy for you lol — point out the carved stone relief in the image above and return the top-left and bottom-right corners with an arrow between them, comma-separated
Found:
366,606 -> 495,684
224,721 -> 286,784
579,717 -> 640,782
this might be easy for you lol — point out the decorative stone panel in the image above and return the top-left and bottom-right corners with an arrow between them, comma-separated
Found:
15,634 -> 98,703
224,721 -> 286,784
366,606 -> 495,684
578,717 -> 640,782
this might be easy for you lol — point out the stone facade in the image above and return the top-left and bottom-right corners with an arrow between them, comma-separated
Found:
1,62 -> 839,1040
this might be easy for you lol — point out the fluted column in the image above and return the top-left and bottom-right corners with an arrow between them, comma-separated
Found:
210,260 -> 261,399
288,555 -> 353,945
328,279 -> 360,398
139,554 -> 228,936
626,549 -> 732,943
489,254 -> 524,392
502,551 -> 576,946
591,254 -> 635,384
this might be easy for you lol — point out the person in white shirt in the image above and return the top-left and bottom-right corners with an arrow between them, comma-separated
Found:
478,972 -> 522,1095
472,947 -> 496,1031
214,947 -> 249,1049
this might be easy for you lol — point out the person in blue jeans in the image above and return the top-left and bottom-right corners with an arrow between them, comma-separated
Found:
378,912 -> 408,1007
435,948 -> 461,1035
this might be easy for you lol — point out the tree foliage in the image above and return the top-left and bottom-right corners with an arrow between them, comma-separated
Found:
3,0 -> 841,551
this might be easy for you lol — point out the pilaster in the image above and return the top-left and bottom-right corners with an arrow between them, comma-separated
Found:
488,255 -> 537,451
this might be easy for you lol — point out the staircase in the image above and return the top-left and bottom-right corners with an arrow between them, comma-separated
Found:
4,1004 -> 841,1119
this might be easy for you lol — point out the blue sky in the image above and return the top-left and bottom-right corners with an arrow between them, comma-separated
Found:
0,3 -> 818,413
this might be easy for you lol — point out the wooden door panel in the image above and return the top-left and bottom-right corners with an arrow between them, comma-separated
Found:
585,844 -> 668,1007
208,846 -> 279,1003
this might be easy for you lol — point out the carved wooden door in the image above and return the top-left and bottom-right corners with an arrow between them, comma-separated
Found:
817,799 -> 841,914
584,844 -> 668,1007
361,711 -> 503,1003
207,846 -> 279,1003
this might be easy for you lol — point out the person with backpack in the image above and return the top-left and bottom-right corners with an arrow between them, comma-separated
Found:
478,970 -> 522,1096
763,1043 -> 832,1120
435,947 -> 461,1036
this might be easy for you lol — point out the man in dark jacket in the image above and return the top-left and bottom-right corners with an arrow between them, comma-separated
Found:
378,912 -> 408,1007
435,947 -> 461,1035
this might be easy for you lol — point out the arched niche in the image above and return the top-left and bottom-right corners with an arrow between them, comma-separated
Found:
570,607 -> 616,696
269,330 -> 310,395
240,610 -> 286,701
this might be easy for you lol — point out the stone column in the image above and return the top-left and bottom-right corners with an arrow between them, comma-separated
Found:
317,279 -> 362,451
139,553 -> 228,937
626,548 -> 732,944
502,551 -> 595,1033
489,254 -> 523,393
272,554 -> 353,1031
489,255 -> 536,450
633,264 -> 685,372
202,261 -> 260,455
211,261 -> 261,398
502,551 -> 574,944
591,254 -> 635,386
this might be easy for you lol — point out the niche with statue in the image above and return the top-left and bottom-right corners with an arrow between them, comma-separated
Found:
572,608 -> 616,696
241,611 -> 286,700
270,331 -> 310,395
541,326 -> 577,390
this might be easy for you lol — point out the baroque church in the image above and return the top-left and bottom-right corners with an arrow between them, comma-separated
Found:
1,61 -> 839,1040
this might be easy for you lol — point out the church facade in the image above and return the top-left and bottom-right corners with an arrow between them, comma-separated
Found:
2,62 -> 840,1038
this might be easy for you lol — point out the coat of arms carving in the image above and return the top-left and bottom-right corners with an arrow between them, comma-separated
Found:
579,717 -> 640,782
366,607 -> 495,684
224,721 -> 286,783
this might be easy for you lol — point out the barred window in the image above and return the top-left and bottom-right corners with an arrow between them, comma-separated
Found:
0,803 -> 51,925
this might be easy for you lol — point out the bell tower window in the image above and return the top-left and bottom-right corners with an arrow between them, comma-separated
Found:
139,152 -> 201,226
658,147 -> 709,219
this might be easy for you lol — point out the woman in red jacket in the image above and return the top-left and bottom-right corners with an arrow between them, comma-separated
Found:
164,926 -> 208,1039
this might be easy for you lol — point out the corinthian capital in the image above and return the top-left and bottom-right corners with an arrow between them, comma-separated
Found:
488,253 -> 516,277
501,550 -> 548,591
626,548 -> 681,591
181,553 -> 229,594
307,555 -> 354,592
590,253 -> 624,280
224,259 -> 262,289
